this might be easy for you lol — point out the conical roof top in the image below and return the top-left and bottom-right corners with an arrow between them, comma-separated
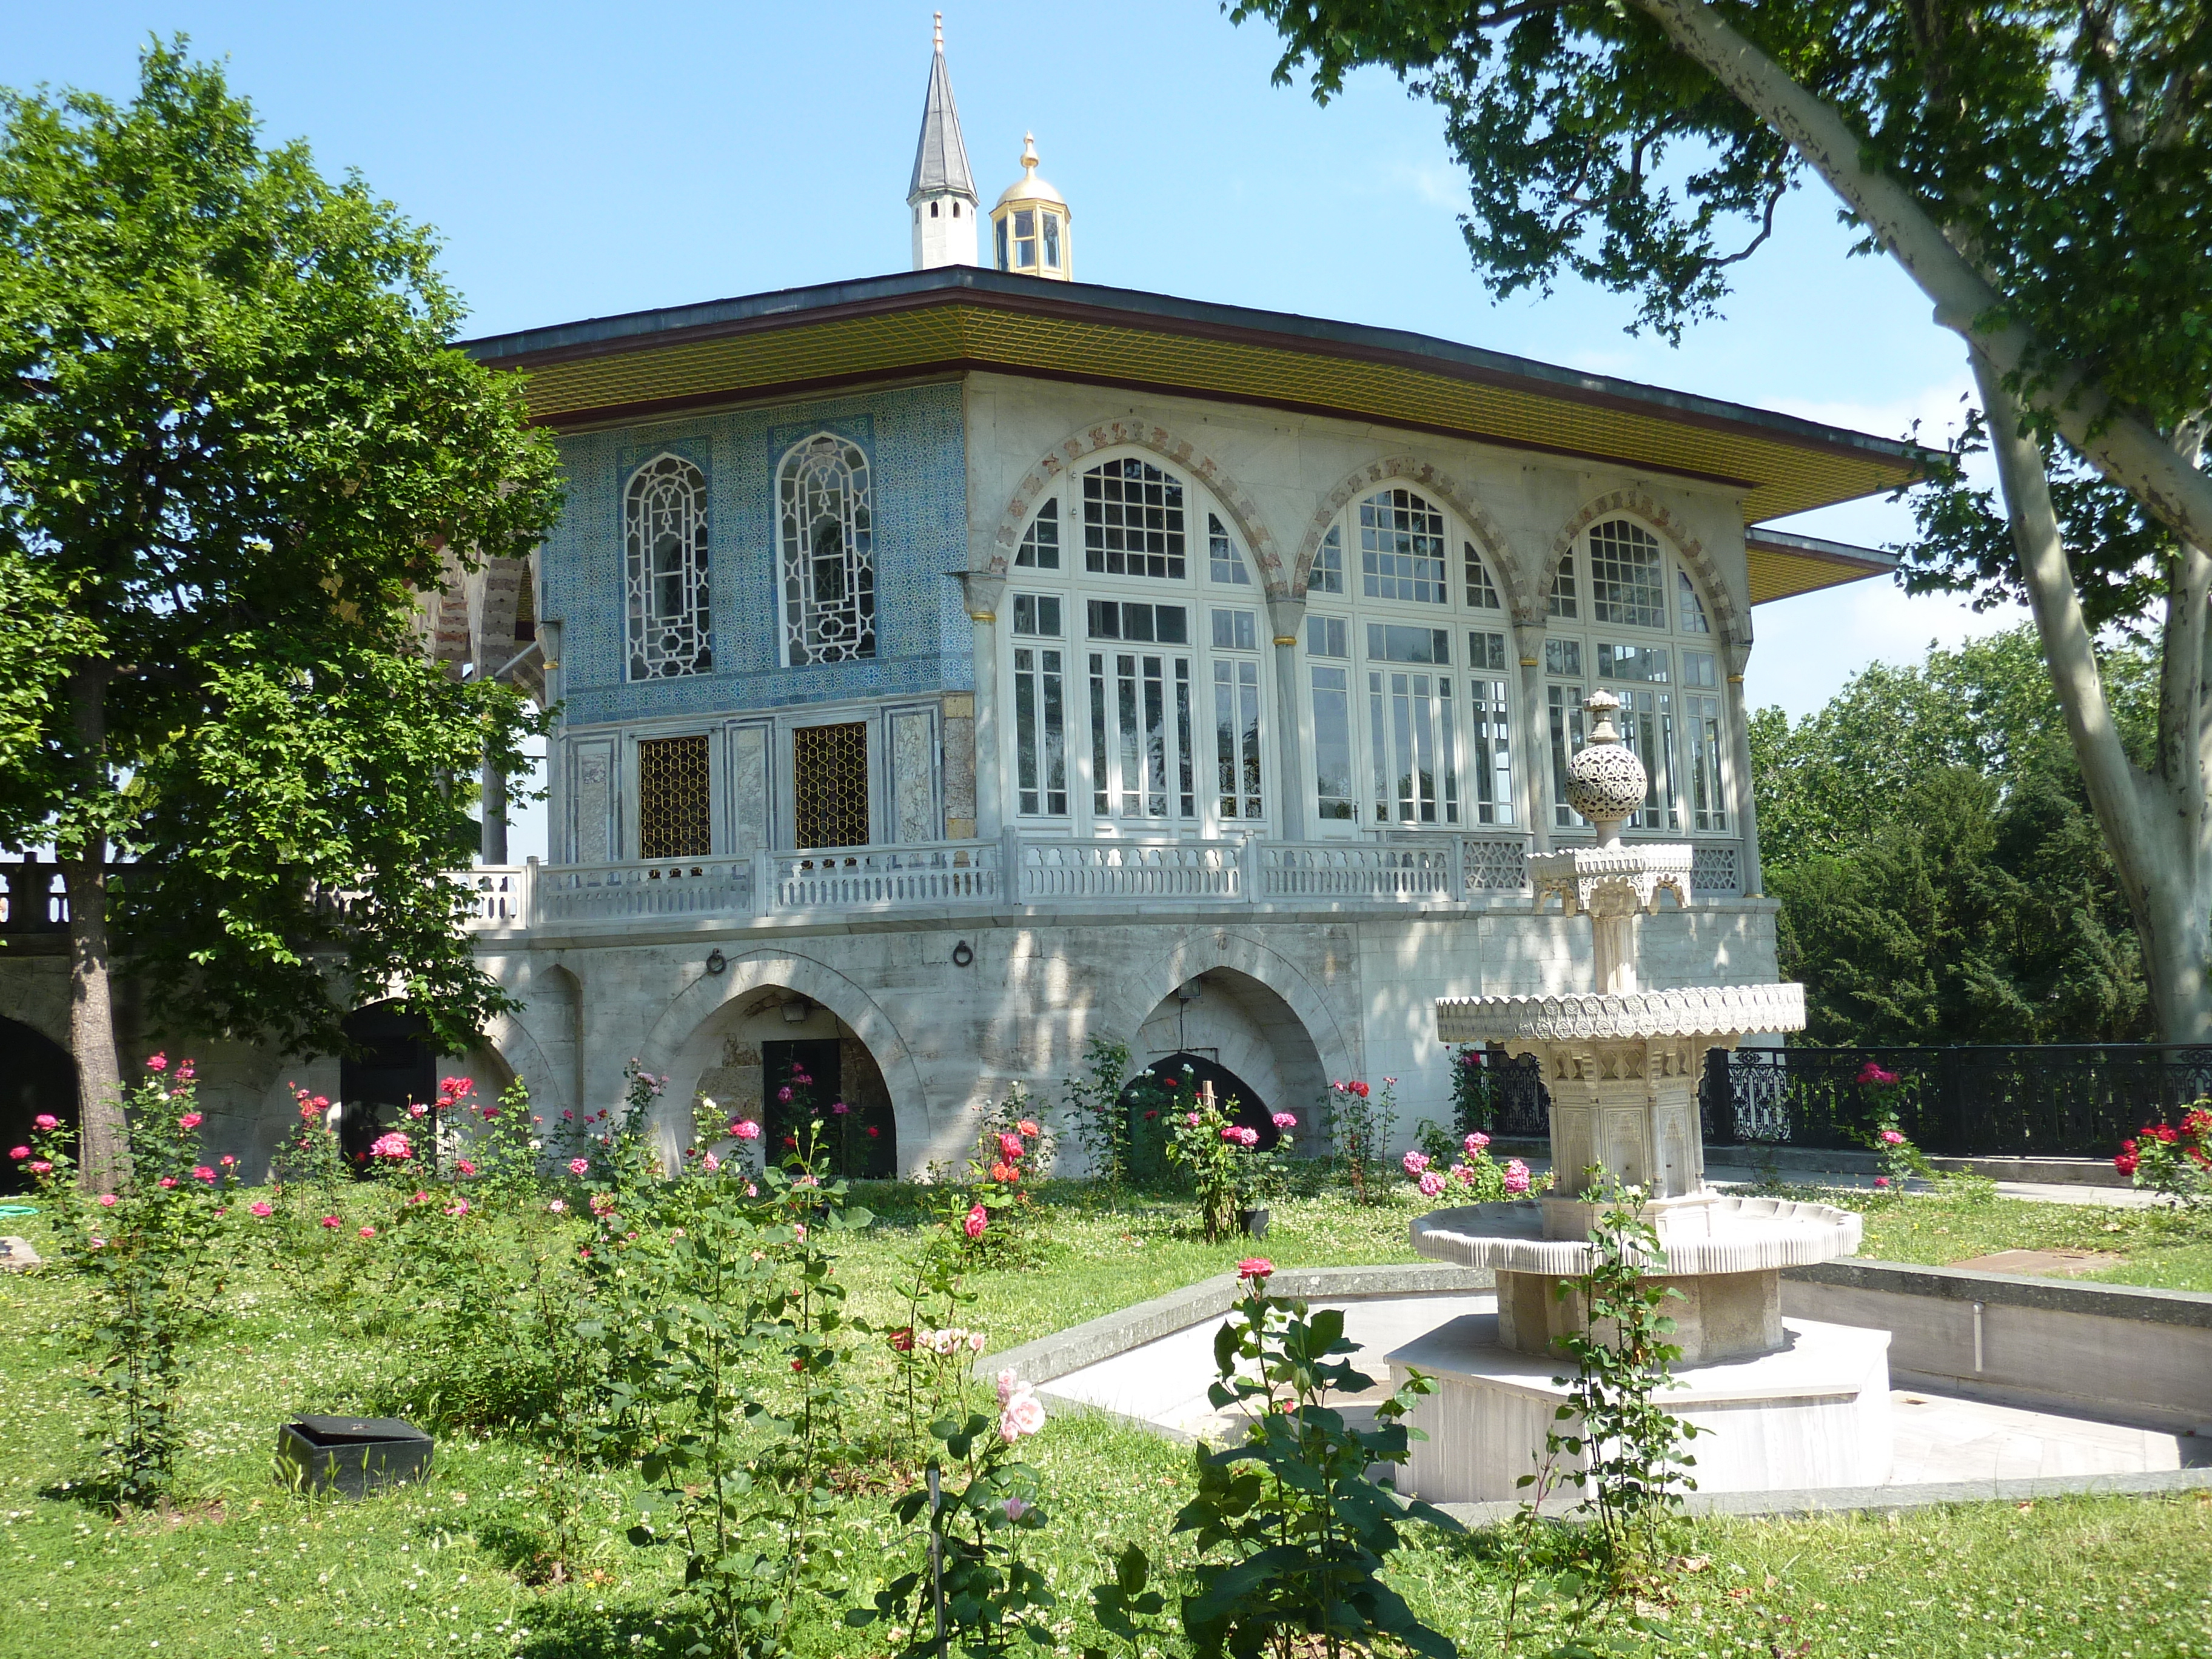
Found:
908,18 -> 977,204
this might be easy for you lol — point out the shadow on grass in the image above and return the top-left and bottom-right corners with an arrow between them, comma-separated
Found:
514,1597 -> 671,1658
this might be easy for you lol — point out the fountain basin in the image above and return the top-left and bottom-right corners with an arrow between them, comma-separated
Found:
1412,1196 -> 1862,1279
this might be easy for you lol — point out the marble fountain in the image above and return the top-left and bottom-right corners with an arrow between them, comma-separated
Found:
1392,689 -> 1894,1501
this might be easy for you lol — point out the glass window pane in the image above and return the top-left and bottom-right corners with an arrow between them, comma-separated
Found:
1358,488 -> 1449,603
1589,520 -> 1665,628
1312,665 -> 1353,820
1082,459 -> 1187,579
1310,525 -> 1344,595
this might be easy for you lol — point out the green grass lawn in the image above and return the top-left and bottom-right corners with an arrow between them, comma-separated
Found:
1790,1185 -> 2212,1292
2,1181 -> 2209,1658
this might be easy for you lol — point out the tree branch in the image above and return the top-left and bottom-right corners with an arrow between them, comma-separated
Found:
1630,0 -> 2212,548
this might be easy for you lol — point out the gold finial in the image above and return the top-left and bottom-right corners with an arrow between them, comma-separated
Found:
933,11 -> 943,49
1021,132 -> 1039,173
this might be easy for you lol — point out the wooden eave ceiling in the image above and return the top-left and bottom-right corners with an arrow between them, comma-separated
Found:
484,284 -> 1928,602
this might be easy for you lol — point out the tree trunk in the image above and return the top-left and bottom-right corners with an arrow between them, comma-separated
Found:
1971,351 -> 2212,1041
63,666 -> 129,1191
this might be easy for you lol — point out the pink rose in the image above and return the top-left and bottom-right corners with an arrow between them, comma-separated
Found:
146,1053 -> 167,1073
997,1131 -> 1025,1161
547,1199 -> 567,1213
32,1114 -> 58,1130
1464,1132 -> 1490,1154
220,1155 -> 236,1167
369,1131 -> 412,1161
1236,1257 -> 1273,1282
964,1204 -> 987,1241
447,1199 -> 470,1218
731,1119 -> 761,1141
156,1175 -> 177,1188
568,1158 -> 590,1176
1186,1113 -> 1200,1127
1418,1171 -> 1446,1198
359,1225 -> 377,1239
1502,1159 -> 1531,1196
249,1201 -> 273,1218
27,1161 -> 49,1175
455,1159 -> 477,1177
777,1086 -> 793,1103
1874,1176 -> 1891,1188
702,1151 -> 720,1172
1402,1150 -> 1430,1175
1879,1129 -> 1906,1146
178,1112 -> 203,1131
97,1193 -> 118,1208
320,1215 -> 341,1228
1272,1112 -> 1297,1130
6,1147 -> 25,1161
408,1102 -> 429,1119
190,1165 -> 214,1183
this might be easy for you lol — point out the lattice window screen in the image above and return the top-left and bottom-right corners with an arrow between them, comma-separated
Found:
626,456 -> 712,680
793,722 -> 871,849
637,735 -> 712,859
779,435 -> 876,666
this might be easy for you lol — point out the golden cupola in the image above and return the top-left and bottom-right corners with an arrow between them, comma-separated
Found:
990,134 -> 1071,280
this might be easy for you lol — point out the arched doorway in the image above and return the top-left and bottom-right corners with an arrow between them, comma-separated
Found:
0,1017 -> 76,1196
338,1002 -> 447,1172
691,991 -> 897,1180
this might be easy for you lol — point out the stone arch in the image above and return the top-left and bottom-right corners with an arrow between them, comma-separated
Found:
988,418 -> 1287,595
634,948 -> 931,1175
1094,928 -> 1358,1091
1292,457 -> 1531,619
481,1003 -> 569,1125
1547,490 -> 1748,647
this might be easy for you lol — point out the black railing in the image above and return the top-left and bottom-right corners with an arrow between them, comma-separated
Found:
1703,1044 -> 2212,1158
1464,1042 -> 2212,1159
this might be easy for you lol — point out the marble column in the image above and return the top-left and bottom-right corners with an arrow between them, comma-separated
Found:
1267,595 -> 1307,842
1513,618 -> 1552,854
952,572 -> 1008,838
1724,638 -> 1764,896
479,749 -> 508,864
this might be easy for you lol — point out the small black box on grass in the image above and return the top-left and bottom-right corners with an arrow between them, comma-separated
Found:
276,1416 -> 433,1498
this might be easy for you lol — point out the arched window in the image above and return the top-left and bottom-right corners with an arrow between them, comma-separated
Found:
625,454 -> 711,681
1002,455 -> 1267,834
779,434 -> 876,666
1302,485 -> 1516,832
1543,517 -> 1728,834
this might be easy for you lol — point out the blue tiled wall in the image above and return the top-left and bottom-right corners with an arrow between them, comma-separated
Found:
545,383 -> 974,728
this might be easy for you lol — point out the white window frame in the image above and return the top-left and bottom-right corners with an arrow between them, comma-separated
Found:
1544,516 -> 1732,837
1300,485 -> 1517,837
996,452 -> 1274,837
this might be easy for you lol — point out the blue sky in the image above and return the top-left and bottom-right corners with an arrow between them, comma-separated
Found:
5,1 -> 2020,856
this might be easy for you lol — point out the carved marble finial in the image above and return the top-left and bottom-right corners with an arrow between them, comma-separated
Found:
1564,689 -> 1646,846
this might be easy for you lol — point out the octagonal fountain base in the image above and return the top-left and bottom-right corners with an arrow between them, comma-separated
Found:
1389,1312 -> 1894,1503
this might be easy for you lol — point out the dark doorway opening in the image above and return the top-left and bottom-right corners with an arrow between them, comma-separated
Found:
0,1017 -> 76,1196
338,1004 -> 444,1173
761,1036 -> 896,1179
1117,1051 -> 1278,1182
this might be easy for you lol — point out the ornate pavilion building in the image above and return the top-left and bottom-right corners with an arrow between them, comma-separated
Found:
0,27 -> 1922,1176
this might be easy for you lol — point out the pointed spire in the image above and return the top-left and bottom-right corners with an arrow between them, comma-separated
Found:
908,15 -> 977,206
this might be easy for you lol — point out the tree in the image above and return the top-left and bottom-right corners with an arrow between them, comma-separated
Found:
1231,0 -> 2212,1036
1755,629 -> 2151,1044
0,43 -> 561,1188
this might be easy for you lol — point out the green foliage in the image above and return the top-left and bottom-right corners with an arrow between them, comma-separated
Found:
1062,1036 -> 1134,1187
22,1057 -> 239,1507
1538,1176 -> 1700,1612
1754,628 -> 2153,1045
848,1381 -> 1057,1659
1164,1084 -> 1274,1242
1327,1077 -> 1395,1205
0,40 -> 561,1054
1169,1263 -> 1463,1659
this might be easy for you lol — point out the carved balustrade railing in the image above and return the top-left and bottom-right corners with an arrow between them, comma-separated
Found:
435,831 -> 1750,932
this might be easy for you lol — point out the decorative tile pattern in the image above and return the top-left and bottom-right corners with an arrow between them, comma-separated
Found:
543,384 -> 973,732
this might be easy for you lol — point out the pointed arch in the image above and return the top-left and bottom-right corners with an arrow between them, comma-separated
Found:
989,418 -> 1285,595
634,947 -> 932,1175
1091,927 -> 1359,1087
1292,457 -> 1529,620
1547,490 -> 1747,647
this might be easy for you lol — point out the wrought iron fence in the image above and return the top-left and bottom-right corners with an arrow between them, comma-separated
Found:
1457,1042 -> 2212,1158
1701,1044 -> 2212,1157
